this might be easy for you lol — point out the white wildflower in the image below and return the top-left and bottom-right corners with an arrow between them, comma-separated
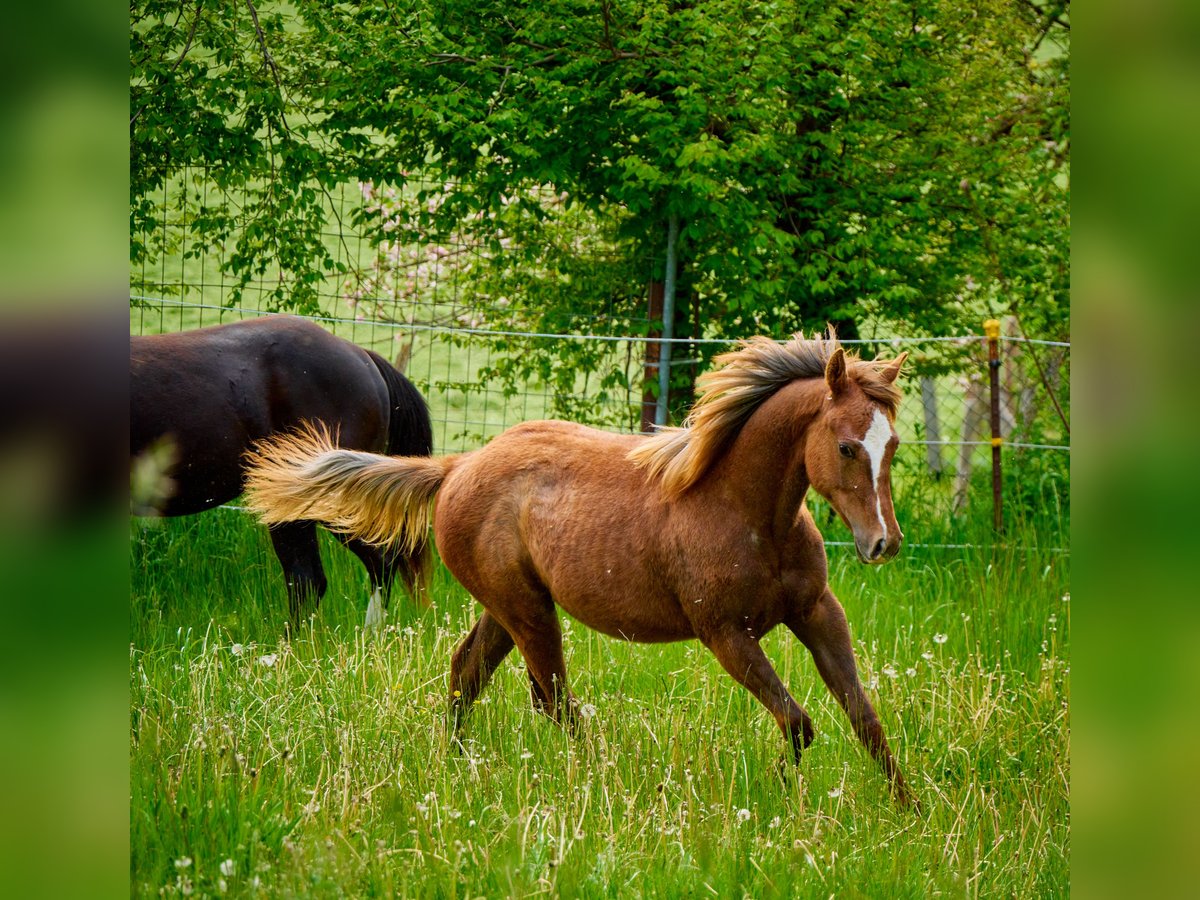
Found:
736,808 -> 751,823
578,703 -> 597,719
933,633 -> 948,645
174,857 -> 193,870
219,859 -> 235,877
258,653 -> 278,667
231,643 -> 244,657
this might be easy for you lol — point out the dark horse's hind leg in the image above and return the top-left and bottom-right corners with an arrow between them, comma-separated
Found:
268,521 -> 327,629
339,537 -> 426,629
449,611 -> 515,734
339,536 -> 392,629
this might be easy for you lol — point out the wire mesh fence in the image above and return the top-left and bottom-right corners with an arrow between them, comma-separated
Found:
130,168 -> 1070,545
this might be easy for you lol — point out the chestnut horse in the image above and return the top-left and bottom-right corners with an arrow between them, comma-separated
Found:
131,316 -> 433,627
245,334 -> 915,804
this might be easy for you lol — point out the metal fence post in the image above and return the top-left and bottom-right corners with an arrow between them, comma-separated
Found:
920,376 -> 944,476
654,214 -> 680,428
984,318 -> 1003,532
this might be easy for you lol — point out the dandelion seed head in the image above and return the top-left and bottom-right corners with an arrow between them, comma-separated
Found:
933,633 -> 948,644
736,808 -> 751,823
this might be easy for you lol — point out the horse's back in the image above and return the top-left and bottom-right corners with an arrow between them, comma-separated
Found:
131,317 -> 391,514
435,421 -> 695,641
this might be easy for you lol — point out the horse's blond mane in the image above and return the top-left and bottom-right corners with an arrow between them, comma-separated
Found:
627,333 -> 902,496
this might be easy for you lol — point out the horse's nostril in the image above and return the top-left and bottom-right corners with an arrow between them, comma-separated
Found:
870,538 -> 886,560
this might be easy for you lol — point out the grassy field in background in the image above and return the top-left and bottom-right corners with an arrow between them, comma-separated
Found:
130,504 -> 1069,897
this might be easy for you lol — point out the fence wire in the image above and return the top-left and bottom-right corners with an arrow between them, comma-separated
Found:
131,168 -> 1070,543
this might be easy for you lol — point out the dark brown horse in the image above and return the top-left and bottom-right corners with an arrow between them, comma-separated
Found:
130,316 -> 433,627
244,334 -> 915,804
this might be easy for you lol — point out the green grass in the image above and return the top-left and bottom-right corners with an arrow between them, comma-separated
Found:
130,507 -> 1069,897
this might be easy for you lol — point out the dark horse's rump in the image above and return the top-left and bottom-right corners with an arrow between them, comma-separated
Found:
130,315 -> 433,623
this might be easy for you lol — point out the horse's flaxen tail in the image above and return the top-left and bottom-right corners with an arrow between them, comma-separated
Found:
364,350 -> 436,590
244,424 -> 455,559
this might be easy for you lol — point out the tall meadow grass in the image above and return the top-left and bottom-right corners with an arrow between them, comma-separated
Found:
131,495 -> 1068,897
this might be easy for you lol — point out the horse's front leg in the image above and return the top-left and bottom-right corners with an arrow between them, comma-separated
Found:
788,589 -> 917,809
702,629 -> 814,765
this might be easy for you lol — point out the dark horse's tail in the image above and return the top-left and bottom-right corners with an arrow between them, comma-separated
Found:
365,349 -> 433,459
365,350 -> 436,591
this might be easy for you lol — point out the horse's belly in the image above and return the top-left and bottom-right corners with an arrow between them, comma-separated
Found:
547,580 -> 695,644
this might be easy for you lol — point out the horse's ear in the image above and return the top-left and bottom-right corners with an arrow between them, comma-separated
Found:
880,351 -> 908,385
825,347 -> 849,395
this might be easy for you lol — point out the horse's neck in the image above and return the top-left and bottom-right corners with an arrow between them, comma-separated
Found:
708,379 -> 823,540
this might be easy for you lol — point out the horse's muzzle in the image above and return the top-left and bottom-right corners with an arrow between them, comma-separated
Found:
855,531 -> 902,564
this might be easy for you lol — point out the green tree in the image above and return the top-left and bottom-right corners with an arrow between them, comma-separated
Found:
131,0 -> 1068,417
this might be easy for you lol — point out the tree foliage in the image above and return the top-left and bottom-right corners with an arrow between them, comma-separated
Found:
131,0 -> 1069,388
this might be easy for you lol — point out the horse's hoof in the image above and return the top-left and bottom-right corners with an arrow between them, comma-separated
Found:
895,788 -> 923,815
776,753 -> 796,784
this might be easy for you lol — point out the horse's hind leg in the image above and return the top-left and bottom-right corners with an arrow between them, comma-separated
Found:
502,600 -> 578,731
393,544 -> 429,605
449,611 -> 515,733
340,536 -> 393,630
788,589 -> 916,808
701,629 -> 814,765
462,581 -> 579,729
268,522 -> 327,630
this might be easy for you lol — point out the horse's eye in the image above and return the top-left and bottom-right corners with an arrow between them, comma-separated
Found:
838,442 -> 854,459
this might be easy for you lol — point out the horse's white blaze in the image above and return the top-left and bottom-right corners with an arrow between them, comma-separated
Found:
365,587 -> 385,631
861,409 -> 892,537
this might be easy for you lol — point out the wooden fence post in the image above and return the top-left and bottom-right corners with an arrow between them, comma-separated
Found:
984,318 -> 1004,532
640,281 -> 664,433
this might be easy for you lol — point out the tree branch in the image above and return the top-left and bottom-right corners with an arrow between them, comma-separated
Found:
244,0 -> 286,106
